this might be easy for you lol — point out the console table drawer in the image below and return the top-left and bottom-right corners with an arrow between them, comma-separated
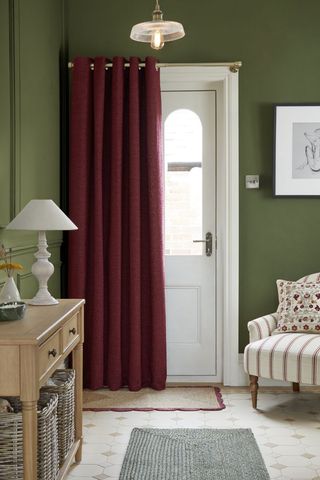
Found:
62,313 -> 79,351
39,330 -> 61,378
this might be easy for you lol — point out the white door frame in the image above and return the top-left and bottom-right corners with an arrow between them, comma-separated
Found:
160,66 -> 239,386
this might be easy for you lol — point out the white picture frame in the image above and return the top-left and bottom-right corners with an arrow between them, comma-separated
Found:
274,104 -> 320,196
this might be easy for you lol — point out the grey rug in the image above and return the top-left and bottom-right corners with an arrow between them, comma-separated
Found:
120,428 -> 270,480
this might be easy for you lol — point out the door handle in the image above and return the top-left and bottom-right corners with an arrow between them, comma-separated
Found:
193,232 -> 213,256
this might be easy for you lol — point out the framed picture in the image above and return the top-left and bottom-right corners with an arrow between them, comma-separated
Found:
274,104 -> 320,196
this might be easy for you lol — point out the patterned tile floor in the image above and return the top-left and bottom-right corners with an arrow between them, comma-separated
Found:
67,389 -> 320,480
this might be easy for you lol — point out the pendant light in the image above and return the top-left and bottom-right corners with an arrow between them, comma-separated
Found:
130,1 -> 185,50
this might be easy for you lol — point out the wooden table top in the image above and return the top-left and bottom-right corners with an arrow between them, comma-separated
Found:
0,299 -> 85,345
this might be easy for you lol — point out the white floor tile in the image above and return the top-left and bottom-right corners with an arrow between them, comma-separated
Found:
69,464 -> 104,477
66,389 -> 320,480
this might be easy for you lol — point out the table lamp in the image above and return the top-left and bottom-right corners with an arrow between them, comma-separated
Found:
6,199 -> 77,305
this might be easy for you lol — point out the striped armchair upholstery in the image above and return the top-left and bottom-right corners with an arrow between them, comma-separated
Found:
244,272 -> 320,408
247,313 -> 278,342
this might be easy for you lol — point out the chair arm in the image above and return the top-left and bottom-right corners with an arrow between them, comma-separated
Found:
247,313 -> 278,342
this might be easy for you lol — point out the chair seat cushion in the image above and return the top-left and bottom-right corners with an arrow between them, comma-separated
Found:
244,333 -> 320,384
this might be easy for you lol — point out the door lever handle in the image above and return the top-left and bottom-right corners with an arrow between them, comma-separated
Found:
193,232 -> 213,256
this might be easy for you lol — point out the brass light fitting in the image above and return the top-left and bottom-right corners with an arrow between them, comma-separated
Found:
130,0 -> 185,50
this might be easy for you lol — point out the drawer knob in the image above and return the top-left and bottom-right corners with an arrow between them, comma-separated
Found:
48,348 -> 57,358
69,327 -> 76,335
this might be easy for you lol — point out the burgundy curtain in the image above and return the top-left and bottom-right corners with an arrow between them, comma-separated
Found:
68,56 -> 166,391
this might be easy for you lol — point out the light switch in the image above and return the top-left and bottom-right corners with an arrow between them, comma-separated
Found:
245,175 -> 259,189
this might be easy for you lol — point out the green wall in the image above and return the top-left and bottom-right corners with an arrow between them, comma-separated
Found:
67,0 -> 320,350
0,0 -> 66,299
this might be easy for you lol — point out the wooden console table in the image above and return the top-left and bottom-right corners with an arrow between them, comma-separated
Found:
0,299 -> 85,480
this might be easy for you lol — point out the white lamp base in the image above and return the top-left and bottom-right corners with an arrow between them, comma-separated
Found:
29,231 -> 59,306
29,291 -> 59,306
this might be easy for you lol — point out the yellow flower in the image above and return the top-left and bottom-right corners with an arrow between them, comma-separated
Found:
10,263 -> 23,270
0,263 -> 23,270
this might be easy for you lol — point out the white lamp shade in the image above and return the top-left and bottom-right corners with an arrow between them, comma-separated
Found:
6,199 -> 78,231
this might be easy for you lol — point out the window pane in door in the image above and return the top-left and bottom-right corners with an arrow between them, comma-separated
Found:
164,109 -> 203,255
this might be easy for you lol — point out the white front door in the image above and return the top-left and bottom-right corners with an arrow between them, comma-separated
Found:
162,81 -> 219,381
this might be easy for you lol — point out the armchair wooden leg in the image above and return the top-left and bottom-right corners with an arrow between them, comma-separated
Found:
249,375 -> 259,409
292,382 -> 300,392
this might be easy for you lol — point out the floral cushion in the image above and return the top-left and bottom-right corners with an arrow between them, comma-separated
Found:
275,279 -> 320,334
297,272 -> 320,283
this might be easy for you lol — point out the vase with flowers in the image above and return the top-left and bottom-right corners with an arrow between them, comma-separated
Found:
0,244 -> 23,303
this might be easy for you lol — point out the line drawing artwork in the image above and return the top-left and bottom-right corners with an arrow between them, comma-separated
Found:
304,129 -> 320,171
292,123 -> 320,179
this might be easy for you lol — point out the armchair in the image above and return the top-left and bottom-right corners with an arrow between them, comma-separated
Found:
244,273 -> 320,408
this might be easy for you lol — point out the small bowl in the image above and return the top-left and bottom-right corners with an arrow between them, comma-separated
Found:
0,302 -> 26,321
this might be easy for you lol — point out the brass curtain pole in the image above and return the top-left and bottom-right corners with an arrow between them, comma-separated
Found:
68,61 -> 242,73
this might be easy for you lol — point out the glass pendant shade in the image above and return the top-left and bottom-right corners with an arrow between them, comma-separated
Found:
130,1 -> 185,50
130,20 -> 185,44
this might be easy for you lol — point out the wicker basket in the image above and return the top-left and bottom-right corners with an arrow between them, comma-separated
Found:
0,393 -> 59,480
41,369 -> 75,467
